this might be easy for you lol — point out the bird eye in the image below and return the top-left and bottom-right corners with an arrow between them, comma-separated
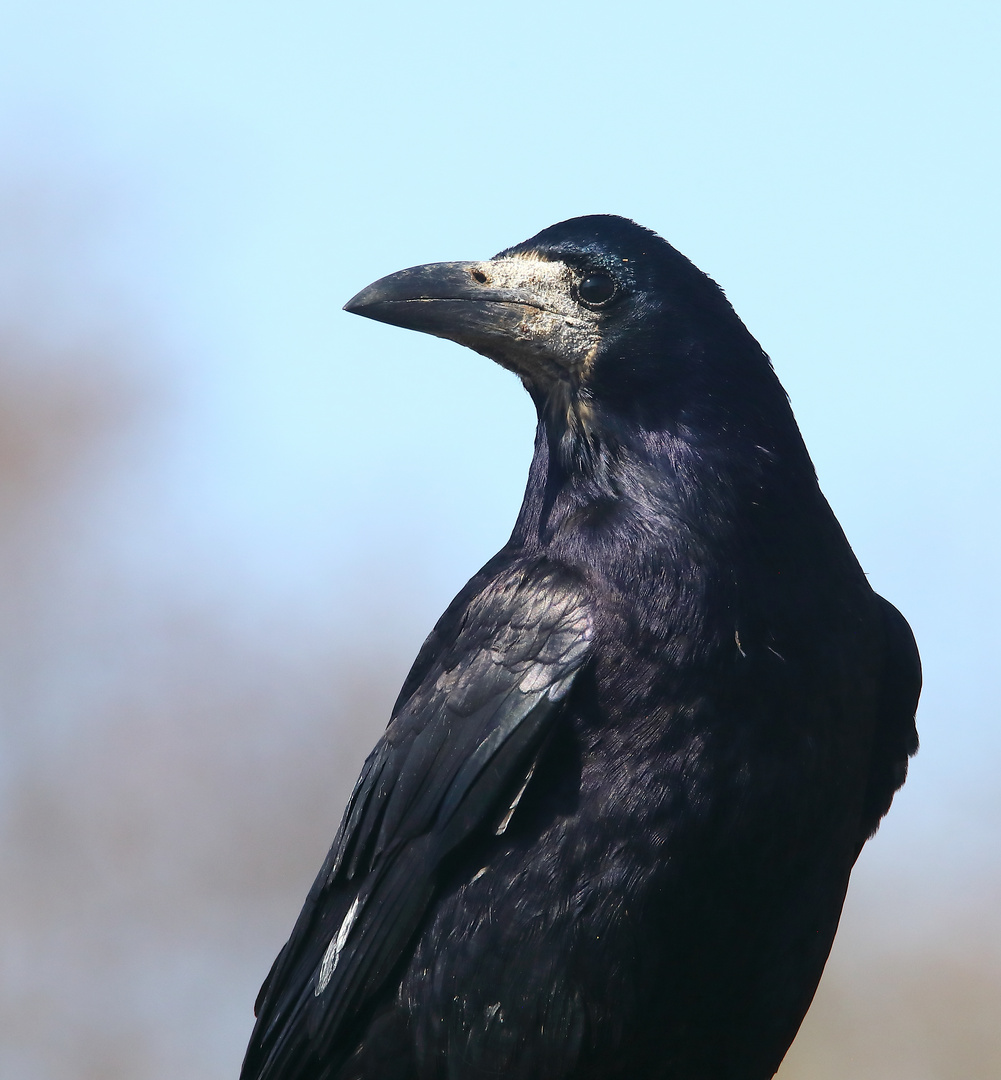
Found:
575,272 -> 617,308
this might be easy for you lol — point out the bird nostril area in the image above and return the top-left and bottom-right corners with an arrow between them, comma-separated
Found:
471,269 -> 488,284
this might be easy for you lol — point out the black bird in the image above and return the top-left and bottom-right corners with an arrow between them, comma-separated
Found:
241,216 -> 920,1080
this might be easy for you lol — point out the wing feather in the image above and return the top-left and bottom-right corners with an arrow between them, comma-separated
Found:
240,559 -> 593,1080
858,595 -> 921,845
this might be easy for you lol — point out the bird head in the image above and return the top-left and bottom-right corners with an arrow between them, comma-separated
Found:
348,216 -> 772,414
345,216 -> 800,482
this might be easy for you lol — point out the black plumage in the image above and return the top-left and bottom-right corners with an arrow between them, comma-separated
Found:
240,215 -> 920,1080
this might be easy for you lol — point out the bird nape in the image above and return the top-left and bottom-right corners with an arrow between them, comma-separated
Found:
240,215 -> 920,1080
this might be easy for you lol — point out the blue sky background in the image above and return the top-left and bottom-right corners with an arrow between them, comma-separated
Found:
3,0 -> 997,630
0,2 -> 998,1077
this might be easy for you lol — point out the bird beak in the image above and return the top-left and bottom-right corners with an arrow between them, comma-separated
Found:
344,260 -> 543,346
344,258 -> 595,387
